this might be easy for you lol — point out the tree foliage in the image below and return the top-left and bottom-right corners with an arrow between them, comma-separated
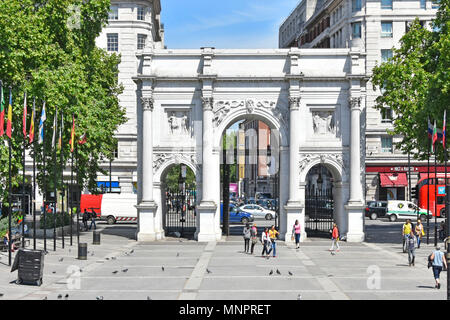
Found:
0,0 -> 126,200
371,0 -> 449,161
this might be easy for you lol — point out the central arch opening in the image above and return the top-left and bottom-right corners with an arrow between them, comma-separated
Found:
219,117 -> 281,237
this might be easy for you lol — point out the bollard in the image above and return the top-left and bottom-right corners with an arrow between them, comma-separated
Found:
78,243 -> 88,260
93,231 -> 101,245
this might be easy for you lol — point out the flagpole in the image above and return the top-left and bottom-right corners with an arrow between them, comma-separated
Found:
70,147 -> 73,246
53,110 -> 57,252
32,99 -> 36,250
21,91 -> 26,247
76,142 -> 79,245
434,148 -> 438,247
8,87 -> 12,266
445,131 -> 449,301
427,138 -> 430,245
42,103 -> 47,253
60,110 -> 64,249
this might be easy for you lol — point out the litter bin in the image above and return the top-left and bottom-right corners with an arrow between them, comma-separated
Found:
11,248 -> 44,286
78,243 -> 88,260
93,231 -> 101,245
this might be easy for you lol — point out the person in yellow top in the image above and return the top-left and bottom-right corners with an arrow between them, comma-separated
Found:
267,225 -> 280,258
402,219 -> 412,253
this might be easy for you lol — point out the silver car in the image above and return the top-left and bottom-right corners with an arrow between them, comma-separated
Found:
238,204 -> 277,220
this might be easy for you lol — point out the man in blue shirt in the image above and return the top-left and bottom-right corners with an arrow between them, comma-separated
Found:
430,246 -> 448,289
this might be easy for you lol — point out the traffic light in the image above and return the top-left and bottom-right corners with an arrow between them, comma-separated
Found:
411,186 -> 418,200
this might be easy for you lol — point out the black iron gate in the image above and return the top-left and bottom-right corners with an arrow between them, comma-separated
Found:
305,188 -> 334,237
164,188 -> 196,237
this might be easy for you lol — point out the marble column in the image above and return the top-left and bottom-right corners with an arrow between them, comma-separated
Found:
136,96 -> 159,242
345,97 -> 365,242
196,96 -> 218,242
284,96 -> 304,242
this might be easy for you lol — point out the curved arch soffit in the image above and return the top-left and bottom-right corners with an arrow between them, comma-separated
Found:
154,158 -> 198,185
214,108 -> 288,148
300,158 -> 343,184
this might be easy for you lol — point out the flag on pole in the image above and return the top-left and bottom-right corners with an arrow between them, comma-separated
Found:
38,102 -> 46,144
58,111 -> 63,150
29,98 -> 35,143
70,114 -> 75,153
428,118 -> 433,139
443,110 -> 447,150
432,120 -> 438,152
78,133 -> 87,145
23,91 -> 27,139
51,109 -> 57,148
6,87 -> 13,139
0,84 -> 5,137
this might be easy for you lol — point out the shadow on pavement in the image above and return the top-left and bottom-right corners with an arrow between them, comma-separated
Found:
99,225 -> 137,240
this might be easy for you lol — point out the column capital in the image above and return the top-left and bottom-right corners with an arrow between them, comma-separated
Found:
202,96 -> 214,111
141,97 -> 154,112
349,97 -> 361,111
289,96 -> 301,111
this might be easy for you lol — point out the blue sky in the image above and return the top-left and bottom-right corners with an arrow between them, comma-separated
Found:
161,0 -> 300,49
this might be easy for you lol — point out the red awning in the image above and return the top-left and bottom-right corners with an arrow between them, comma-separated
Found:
379,173 -> 408,187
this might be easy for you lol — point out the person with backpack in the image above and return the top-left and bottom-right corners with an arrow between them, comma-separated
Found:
402,219 -> 412,253
329,223 -> 340,252
243,223 -> 251,254
292,220 -> 301,249
430,246 -> 448,289
261,227 -> 270,258
250,224 -> 258,255
89,209 -> 97,231
82,209 -> 90,231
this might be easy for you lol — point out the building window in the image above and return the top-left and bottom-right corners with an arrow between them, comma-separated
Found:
137,34 -> 147,50
420,0 -> 426,9
432,0 -> 440,9
352,0 -> 362,12
381,137 -> 393,153
107,33 -> 118,52
352,22 -> 362,38
137,6 -> 145,21
381,0 -> 393,9
381,108 -> 393,123
109,6 -> 118,20
381,22 -> 393,37
381,49 -> 393,62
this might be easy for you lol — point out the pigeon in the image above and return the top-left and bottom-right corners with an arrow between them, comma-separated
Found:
59,258 -> 64,262
43,296 -> 47,300
96,296 -> 104,300
122,268 -> 128,273
206,268 -> 212,274
0,293 -> 4,297
57,294 -> 62,299
64,294 -> 69,300
111,257 -> 116,260
52,271 -> 56,274
276,269 -> 281,275
269,270 -> 273,275
147,296 -> 152,300
112,270 -> 118,274
288,271 -> 293,276
161,266 -> 165,272
90,252 -> 94,256
105,257 -> 110,260
297,294 -> 302,300
129,250 -> 134,254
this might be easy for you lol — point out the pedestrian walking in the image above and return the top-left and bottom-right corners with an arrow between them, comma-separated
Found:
243,223 -> 251,253
402,219 -> 412,253
250,224 -> 258,255
89,210 -> 97,231
268,225 -> 280,258
82,209 -> 90,231
415,219 -> 425,249
429,246 -> 448,289
292,220 -> 301,249
329,223 -> 340,252
261,227 -> 270,257
407,231 -> 417,266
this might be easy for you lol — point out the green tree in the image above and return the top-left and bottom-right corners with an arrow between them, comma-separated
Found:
0,0 -> 126,201
371,1 -> 449,161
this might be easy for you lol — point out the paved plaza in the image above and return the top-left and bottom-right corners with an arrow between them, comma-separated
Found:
0,221 -> 447,300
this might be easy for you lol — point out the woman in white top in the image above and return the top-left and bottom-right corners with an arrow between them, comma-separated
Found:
261,228 -> 269,257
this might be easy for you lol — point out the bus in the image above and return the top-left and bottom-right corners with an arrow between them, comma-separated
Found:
417,173 -> 449,218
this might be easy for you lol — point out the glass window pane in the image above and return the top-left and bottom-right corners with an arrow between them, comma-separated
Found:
109,6 -> 118,20
137,34 -> 147,50
381,22 -> 393,37
352,22 -> 361,38
352,0 -> 362,12
137,6 -> 145,20
381,0 -> 393,9
107,34 -> 118,52
381,137 -> 393,152
420,0 -> 426,9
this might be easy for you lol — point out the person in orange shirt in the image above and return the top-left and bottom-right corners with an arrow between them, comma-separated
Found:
329,223 -> 340,252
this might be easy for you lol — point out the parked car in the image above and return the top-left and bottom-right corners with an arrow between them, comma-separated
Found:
386,200 -> 430,222
256,199 -> 277,210
238,204 -> 277,220
220,203 -> 254,224
365,201 -> 388,220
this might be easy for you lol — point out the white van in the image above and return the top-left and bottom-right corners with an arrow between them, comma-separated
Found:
80,193 -> 138,225
386,200 -> 430,222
